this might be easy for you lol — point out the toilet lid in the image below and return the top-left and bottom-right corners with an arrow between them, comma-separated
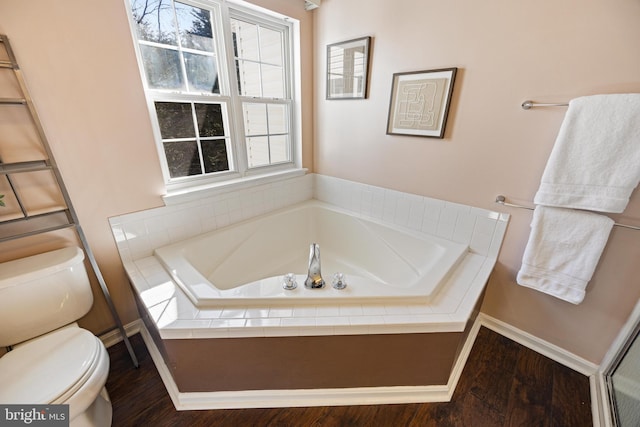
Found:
0,327 -> 101,404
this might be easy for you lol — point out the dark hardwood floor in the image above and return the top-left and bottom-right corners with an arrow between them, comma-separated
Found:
105,327 -> 593,426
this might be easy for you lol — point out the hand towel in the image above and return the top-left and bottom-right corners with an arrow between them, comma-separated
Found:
533,94 -> 640,213
517,206 -> 614,304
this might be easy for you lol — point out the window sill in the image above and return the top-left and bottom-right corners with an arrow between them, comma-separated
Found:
162,168 -> 308,206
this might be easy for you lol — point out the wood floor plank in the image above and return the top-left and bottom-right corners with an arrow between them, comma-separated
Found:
105,328 -> 594,426
504,348 -> 555,427
550,363 -> 593,427
454,326 -> 522,413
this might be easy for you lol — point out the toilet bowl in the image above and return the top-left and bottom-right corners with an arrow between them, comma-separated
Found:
0,247 -> 113,427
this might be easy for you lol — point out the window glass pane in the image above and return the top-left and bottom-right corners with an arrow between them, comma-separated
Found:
236,60 -> 261,97
184,52 -> 219,93
231,19 -> 259,61
243,103 -> 267,136
155,102 -> 194,139
141,45 -> 185,90
269,135 -> 289,163
246,136 -> 269,168
260,27 -> 283,66
201,139 -> 230,173
267,104 -> 287,134
261,64 -> 284,98
130,0 -> 178,45
194,103 -> 225,137
175,2 -> 214,51
164,140 -> 201,177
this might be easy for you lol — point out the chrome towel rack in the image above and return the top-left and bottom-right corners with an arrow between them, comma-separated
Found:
495,195 -> 640,231
521,100 -> 569,110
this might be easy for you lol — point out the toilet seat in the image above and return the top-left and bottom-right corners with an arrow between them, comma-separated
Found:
0,327 -> 102,404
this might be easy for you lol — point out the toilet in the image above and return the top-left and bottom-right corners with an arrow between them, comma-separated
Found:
0,247 -> 112,427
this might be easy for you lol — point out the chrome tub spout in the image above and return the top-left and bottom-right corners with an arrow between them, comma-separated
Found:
304,243 -> 325,289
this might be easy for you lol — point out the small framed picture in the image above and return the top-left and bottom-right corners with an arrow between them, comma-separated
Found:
326,36 -> 372,100
386,67 -> 457,138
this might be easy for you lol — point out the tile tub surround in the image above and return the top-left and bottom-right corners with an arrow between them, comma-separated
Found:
109,174 -> 509,340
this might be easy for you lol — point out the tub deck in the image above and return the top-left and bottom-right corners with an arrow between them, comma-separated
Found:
126,249 -> 495,340
153,201 -> 470,308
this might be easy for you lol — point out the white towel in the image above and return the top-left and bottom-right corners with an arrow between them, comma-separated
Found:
534,94 -> 640,213
517,206 -> 614,304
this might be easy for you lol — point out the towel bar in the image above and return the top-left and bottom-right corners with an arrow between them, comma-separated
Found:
495,195 -> 640,231
521,100 -> 569,110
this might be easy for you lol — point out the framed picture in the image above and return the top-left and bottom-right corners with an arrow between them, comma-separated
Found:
326,36 -> 371,100
386,68 -> 457,138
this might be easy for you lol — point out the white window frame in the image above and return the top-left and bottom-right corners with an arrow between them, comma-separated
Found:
125,0 -> 303,200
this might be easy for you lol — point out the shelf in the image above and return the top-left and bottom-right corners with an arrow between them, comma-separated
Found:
0,209 -> 73,243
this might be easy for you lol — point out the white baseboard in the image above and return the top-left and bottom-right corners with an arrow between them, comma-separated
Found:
137,317 -> 483,410
477,313 -> 598,376
99,320 -> 143,348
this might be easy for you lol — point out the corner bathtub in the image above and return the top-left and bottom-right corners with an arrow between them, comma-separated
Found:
154,200 -> 468,307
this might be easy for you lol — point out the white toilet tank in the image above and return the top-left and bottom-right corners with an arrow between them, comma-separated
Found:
0,247 -> 94,347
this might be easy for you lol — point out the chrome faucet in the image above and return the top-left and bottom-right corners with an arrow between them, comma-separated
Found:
304,243 -> 325,289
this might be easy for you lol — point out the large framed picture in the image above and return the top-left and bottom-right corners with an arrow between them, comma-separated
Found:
386,68 -> 457,138
326,36 -> 371,100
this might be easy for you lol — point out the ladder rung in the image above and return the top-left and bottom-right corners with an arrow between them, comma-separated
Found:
0,98 -> 26,105
0,60 -> 15,69
0,160 -> 51,175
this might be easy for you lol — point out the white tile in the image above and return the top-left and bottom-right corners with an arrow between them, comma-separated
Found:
209,318 -> 246,328
453,214 -> 476,244
488,220 -> 509,258
246,318 -> 281,327
349,315 -> 384,325
196,308 -> 224,319
282,317 -> 316,327
362,305 -> 387,316
339,305 -> 364,316
316,306 -> 340,317
436,219 -> 456,240
408,304 -> 433,314
408,196 -> 425,231
360,189 -> 373,217
263,326 -> 301,337
245,307 -> 271,318
220,308 -> 247,319
470,232 -> 493,255
302,326 -> 336,336
474,215 -> 497,236
268,307 -> 294,318
370,188 -> 385,220
421,219 -> 438,235
316,316 -> 349,326
382,190 -> 398,222
394,194 -> 411,227
384,305 -> 411,315
293,306 -> 317,317
422,197 -> 444,222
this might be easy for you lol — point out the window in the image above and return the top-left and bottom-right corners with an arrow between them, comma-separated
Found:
127,0 -> 298,190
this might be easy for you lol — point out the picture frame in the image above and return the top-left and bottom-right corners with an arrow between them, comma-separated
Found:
386,67 -> 457,138
326,36 -> 371,100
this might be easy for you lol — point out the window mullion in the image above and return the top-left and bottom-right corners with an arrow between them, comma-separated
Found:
190,102 -> 206,175
220,4 -> 250,176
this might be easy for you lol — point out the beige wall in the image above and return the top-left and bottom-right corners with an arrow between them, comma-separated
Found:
1,0 -> 639,364
0,0 -> 314,334
314,0 -> 640,362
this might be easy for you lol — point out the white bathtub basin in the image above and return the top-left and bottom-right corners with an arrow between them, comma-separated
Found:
154,200 -> 468,307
